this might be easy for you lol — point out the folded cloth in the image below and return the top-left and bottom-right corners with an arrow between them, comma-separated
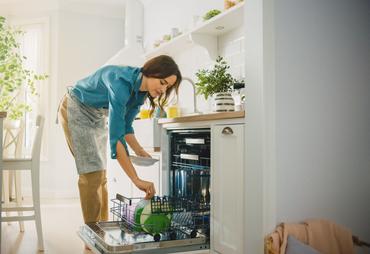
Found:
305,219 -> 354,254
267,223 -> 308,254
265,219 -> 354,254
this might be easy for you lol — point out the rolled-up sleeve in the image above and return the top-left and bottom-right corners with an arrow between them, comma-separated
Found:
104,71 -> 132,159
125,103 -> 141,134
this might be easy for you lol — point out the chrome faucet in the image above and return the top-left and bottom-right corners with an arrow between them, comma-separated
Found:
181,77 -> 200,115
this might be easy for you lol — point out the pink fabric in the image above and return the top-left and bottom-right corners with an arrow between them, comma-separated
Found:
305,219 -> 354,254
265,219 -> 354,254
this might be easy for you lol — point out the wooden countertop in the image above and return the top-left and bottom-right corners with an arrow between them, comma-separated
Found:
158,111 -> 245,124
0,112 -> 7,118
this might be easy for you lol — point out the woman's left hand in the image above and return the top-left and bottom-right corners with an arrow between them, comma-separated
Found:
135,147 -> 152,158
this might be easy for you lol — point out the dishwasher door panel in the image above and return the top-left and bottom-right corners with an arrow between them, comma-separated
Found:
78,221 -> 209,254
78,194 -> 210,254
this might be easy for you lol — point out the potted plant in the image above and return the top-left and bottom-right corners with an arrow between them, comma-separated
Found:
202,9 -> 221,21
195,56 -> 236,112
0,16 -> 48,126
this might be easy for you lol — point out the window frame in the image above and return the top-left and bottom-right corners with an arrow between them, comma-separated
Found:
9,17 -> 50,160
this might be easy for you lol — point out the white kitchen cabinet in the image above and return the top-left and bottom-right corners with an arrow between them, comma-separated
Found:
131,153 -> 161,198
108,151 -> 161,202
132,118 -> 161,151
211,124 -> 244,254
108,118 -> 163,201
107,158 -> 133,201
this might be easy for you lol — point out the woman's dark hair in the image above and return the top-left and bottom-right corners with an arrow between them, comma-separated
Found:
142,55 -> 182,116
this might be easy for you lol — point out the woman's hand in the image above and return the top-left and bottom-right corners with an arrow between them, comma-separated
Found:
116,141 -> 155,199
133,178 -> 156,200
135,147 -> 152,158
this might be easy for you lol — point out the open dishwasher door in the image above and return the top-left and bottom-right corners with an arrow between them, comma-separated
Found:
78,194 -> 210,254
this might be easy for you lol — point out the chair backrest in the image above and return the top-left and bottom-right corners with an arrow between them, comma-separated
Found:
3,120 -> 24,158
31,115 -> 44,160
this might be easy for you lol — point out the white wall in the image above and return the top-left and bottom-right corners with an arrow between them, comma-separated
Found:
49,9 -> 124,198
0,0 -> 125,198
274,0 -> 370,241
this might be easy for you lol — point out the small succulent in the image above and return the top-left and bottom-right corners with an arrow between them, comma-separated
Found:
203,9 -> 221,21
162,34 -> 171,41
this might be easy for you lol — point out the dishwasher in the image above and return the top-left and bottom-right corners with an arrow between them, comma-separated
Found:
78,129 -> 211,254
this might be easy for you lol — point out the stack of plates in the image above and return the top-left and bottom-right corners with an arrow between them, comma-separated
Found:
129,156 -> 159,166
133,199 -> 172,234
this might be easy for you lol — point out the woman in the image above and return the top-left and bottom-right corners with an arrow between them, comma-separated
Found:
58,55 -> 182,224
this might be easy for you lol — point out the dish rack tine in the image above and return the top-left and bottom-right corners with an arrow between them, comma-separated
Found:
116,193 -> 132,205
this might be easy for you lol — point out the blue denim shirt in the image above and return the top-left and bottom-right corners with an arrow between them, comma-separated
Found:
71,65 -> 147,159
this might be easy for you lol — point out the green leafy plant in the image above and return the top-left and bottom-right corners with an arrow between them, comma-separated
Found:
203,9 -> 221,21
0,16 -> 48,120
195,56 -> 236,100
162,34 -> 171,41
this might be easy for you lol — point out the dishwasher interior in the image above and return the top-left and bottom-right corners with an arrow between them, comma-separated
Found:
78,129 -> 211,254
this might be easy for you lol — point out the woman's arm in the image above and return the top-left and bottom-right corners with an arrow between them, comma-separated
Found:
116,140 -> 155,199
125,133 -> 151,157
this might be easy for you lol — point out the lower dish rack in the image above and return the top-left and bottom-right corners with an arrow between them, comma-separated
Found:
111,194 -> 210,242
78,193 -> 210,254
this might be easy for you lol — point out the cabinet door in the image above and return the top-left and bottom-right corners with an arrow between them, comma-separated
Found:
109,154 -> 161,200
131,153 -> 161,198
108,158 -> 133,201
211,124 -> 244,254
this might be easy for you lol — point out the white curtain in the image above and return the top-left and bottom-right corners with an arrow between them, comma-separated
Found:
16,19 -> 48,157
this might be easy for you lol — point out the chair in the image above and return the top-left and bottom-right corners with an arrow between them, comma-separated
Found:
2,119 -> 25,231
1,115 -> 45,251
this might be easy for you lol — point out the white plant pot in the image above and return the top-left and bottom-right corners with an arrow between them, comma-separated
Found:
213,92 -> 235,112
3,119 -> 22,158
4,119 -> 21,129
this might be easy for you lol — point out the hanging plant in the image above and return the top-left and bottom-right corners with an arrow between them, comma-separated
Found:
0,16 -> 48,120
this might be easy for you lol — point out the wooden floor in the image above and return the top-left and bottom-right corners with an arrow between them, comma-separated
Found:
1,197 -> 92,254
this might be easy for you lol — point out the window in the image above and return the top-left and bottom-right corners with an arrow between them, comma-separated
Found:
12,18 -> 49,158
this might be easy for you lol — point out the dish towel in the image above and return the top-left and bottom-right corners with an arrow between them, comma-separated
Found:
265,218 -> 355,254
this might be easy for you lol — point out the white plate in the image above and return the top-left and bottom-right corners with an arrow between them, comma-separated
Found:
129,156 -> 159,166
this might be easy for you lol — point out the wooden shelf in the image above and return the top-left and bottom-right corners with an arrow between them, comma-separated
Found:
144,2 -> 244,59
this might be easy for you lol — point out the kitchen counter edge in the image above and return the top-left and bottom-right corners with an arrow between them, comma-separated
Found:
157,111 -> 245,124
